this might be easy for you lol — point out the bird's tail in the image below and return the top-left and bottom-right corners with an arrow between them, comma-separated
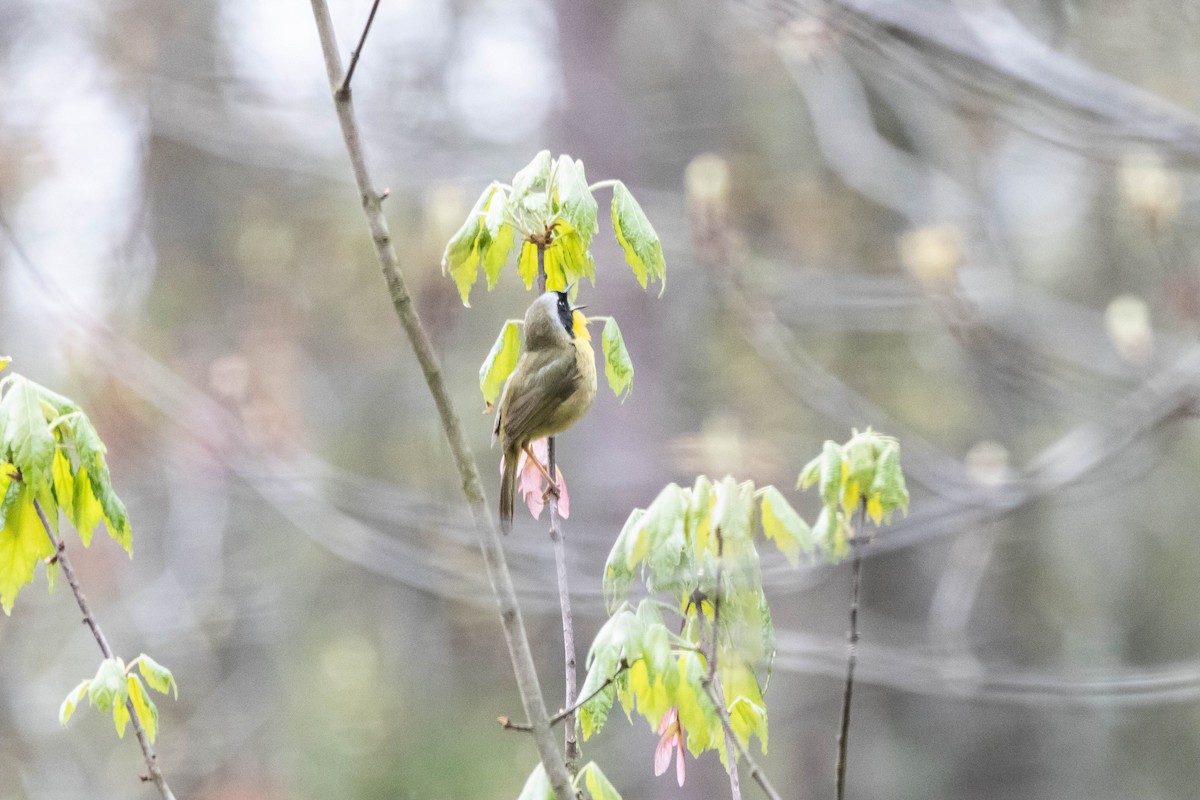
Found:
499,449 -> 518,534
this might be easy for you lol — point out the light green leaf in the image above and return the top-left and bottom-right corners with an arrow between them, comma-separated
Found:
601,317 -> 634,401
511,150 -> 552,206
516,763 -> 554,800
578,679 -> 615,740
479,321 -> 522,409
843,436 -> 876,501
59,679 -> 90,726
797,453 -> 821,490
135,653 -> 178,698
711,476 -> 755,551
813,506 -> 848,561
553,157 -> 598,246
71,416 -> 131,554
440,183 -> 494,306
817,441 -> 844,510
611,181 -> 666,295
0,377 -> 55,492
758,485 -> 811,567
870,441 -> 909,522
127,675 -> 159,743
581,761 -> 622,800
87,658 -> 127,714
481,187 -> 514,290
629,484 -> 686,570
603,508 -> 643,611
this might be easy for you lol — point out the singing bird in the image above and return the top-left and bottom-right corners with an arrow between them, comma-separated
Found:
494,290 -> 597,532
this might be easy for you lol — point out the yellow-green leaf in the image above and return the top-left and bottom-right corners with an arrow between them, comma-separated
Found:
59,679 -> 90,726
516,763 -> 554,800
0,376 -> 56,492
481,187 -> 514,290
87,658 -> 127,714
517,240 -> 539,289
112,695 -> 130,738
601,317 -> 634,401
870,441 -> 909,522
135,653 -> 178,698
127,675 -> 159,742
817,441 -> 844,509
0,357 -> 9,372
478,321 -> 522,409
758,485 -> 810,567
553,157 -> 598,246
611,181 -> 666,295
51,449 -> 74,518
440,183 -> 495,306
511,150 -> 552,206
545,226 -> 594,291
581,761 -> 622,800
0,485 -> 53,614
71,467 -> 104,547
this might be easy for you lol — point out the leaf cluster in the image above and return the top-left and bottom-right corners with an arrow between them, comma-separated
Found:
580,476 -> 816,774
441,151 -> 665,306
59,654 -> 177,743
797,428 -> 910,560
0,372 -> 133,613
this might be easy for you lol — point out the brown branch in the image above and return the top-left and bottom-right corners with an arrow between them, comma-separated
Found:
537,241 -> 580,772
500,661 -> 629,732
700,679 -> 783,800
306,4 -> 573,798
835,501 -> 868,800
338,0 -> 383,98
33,499 -> 177,800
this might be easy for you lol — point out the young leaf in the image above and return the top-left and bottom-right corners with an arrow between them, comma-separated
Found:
0,377 -> 55,492
481,188 -> 514,290
758,486 -> 811,567
611,181 -> 666,295
0,357 -> 9,372
517,240 -> 539,289
553,157 -> 599,246
870,441 -> 909,521
87,658 -> 127,714
440,183 -> 494,306
544,226 -> 595,291
0,484 -> 54,614
578,678 -> 615,740
127,675 -> 159,743
479,321 -> 522,409
603,508 -> 644,611
511,150 -> 552,206
817,440 -> 844,510
581,761 -> 622,800
59,679 -> 91,726
516,763 -> 554,800
112,693 -> 131,738
601,317 -> 634,401
134,653 -> 179,698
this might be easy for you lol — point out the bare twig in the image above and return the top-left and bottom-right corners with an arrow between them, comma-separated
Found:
537,241 -> 580,771
338,0 -> 383,97
835,501 -> 868,800
500,662 -> 629,732
306,4 -> 572,798
32,499 -> 177,800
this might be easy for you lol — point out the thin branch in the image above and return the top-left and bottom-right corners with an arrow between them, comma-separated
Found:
306,4 -> 573,799
500,662 -> 629,732
700,680 -> 783,800
537,241 -> 580,772
33,499 -> 177,800
338,0 -> 383,97
835,501 -> 868,800
704,528 -> 741,800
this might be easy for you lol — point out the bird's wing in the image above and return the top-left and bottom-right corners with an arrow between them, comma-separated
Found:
499,349 -> 580,446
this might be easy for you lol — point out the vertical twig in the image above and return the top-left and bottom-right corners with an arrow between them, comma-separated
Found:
338,0 -> 383,97
33,499 -> 178,800
537,242 -> 580,771
306,5 -> 573,798
705,528 -> 742,800
835,501 -> 868,800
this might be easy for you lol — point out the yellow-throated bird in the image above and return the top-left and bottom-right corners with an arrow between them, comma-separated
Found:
494,290 -> 597,533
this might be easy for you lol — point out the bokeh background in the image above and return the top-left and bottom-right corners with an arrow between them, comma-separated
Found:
6,0 -> 1200,797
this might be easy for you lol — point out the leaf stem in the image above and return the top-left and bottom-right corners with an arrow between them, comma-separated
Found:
588,179 -> 619,192
307,4 -> 573,799
32,499 -> 177,800
337,0 -> 382,97
835,500 -> 868,800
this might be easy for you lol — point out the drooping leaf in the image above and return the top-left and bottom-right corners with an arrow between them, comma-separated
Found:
134,653 -> 178,698
481,187 -> 514,290
578,679 -> 615,740
601,317 -> 634,401
479,321 -> 522,409
710,476 -> 755,553
127,675 -> 159,743
517,240 -> 539,289
544,225 -> 595,291
581,761 -> 622,800
817,440 -> 844,510
515,762 -> 553,800
0,377 -> 55,492
0,357 -> 9,372
553,156 -> 598,247
611,181 -> 666,295
112,693 -> 130,738
0,462 -> 17,530
870,440 -> 909,521
0,484 -> 53,614
71,416 -> 131,553
603,508 -> 644,611
59,679 -> 91,726
440,183 -> 494,306
758,486 -> 811,567
70,467 -> 105,547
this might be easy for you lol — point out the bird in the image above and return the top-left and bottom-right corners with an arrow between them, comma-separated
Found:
494,290 -> 597,533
